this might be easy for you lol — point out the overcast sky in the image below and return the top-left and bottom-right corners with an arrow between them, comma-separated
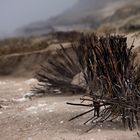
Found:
0,0 -> 77,35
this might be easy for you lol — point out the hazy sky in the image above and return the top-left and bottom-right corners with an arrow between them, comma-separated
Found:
0,0 -> 77,35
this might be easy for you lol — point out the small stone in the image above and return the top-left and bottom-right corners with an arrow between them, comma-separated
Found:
60,121 -> 64,124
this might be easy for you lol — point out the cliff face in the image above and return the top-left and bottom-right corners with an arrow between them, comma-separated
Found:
20,0 -> 140,36
48,0 -> 121,25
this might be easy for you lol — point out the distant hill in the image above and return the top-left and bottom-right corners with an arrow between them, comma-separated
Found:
19,0 -> 140,36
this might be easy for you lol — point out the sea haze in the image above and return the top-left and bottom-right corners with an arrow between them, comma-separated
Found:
0,0 -> 77,36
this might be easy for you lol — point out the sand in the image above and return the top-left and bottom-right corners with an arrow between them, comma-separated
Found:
0,77 -> 139,140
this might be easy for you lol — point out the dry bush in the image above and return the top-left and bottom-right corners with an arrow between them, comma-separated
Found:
33,34 -> 140,131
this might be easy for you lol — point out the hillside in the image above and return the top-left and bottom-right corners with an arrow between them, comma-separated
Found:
19,0 -> 140,36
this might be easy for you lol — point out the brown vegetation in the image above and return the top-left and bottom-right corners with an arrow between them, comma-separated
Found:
34,34 -> 140,131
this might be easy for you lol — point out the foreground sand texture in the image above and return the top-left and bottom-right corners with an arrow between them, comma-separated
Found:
0,77 -> 139,140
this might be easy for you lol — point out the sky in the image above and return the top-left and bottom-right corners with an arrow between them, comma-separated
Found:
0,0 -> 77,35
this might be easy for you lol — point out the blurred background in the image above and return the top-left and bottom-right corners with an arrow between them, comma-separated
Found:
0,0 -> 140,76
0,0 -> 140,38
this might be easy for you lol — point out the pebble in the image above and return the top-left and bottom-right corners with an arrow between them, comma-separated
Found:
60,121 -> 64,124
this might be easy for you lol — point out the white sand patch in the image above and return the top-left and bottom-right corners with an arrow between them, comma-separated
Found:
25,102 -> 59,114
26,103 -> 48,114
24,79 -> 37,85
26,106 -> 37,111
18,88 -> 23,91
38,104 -> 47,107
12,92 -> 35,103
97,129 -> 101,132
13,82 -> 21,86
60,121 -> 64,124
24,92 -> 34,98
1,105 -> 9,109
0,112 -> 3,114
49,109 -> 53,113
0,98 -> 8,102
12,97 -> 28,103
53,102 -> 57,105
0,81 -> 6,85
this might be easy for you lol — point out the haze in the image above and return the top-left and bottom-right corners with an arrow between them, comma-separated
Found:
0,0 -> 77,36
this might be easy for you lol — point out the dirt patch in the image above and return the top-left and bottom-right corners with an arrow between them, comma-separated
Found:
0,77 -> 139,140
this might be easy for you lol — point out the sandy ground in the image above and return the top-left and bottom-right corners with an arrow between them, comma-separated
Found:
0,77 -> 140,140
